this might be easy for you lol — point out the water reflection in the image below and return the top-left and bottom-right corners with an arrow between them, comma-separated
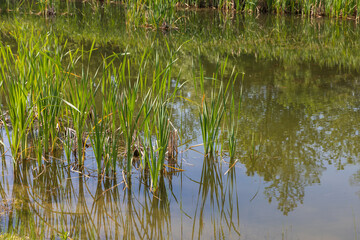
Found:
236,66 -> 360,214
0,147 -> 242,239
191,157 -> 240,239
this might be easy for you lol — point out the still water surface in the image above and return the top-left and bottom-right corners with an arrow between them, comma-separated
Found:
0,5 -> 360,240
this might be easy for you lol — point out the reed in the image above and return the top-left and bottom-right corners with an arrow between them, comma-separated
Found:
88,109 -> 107,174
8,0 -> 359,18
125,0 -> 177,28
33,38 -> 70,155
65,45 -> 95,167
1,79 -> 34,160
199,85 -> 225,156
115,53 -> 151,177
62,108 -> 74,165
225,72 -> 243,161
0,23 -> 182,182
66,83 -> 90,167
0,21 -> 245,190
143,101 -> 172,191
0,31 -> 37,161
85,55 -> 117,174
195,56 -> 244,159
142,46 -> 181,190
100,56 -> 122,173
197,60 -> 226,157
121,85 -> 153,176
0,25 -> 81,164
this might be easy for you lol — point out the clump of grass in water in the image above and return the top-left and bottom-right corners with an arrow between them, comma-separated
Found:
143,101 -> 172,191
100,56 -> 123,174
197,57 -> 243,159
143,47 -> 181,191
197,61 -> 226,157
95,55 -> 121,174
66,42 -> 100,168
0,25 -> 182,189
0,32 -> 37,161
66,67 -> 90,167
33,38 -> 71,156
117,64 -> 152,177
85,54 -> 121,175
0,79 -> 35,161
0,26 -> 81,165
88,109 -> 107,174
225,71 -> 243,162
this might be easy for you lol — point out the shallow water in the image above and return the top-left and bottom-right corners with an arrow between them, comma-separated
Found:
1,3 -> 360,240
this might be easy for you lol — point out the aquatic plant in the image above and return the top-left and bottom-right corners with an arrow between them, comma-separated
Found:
65,51 -> 92,167
0,31 -> 37,160
4,0 -> 359,19
33,39 -> 70,155
144,102 -> 171,191
0,77 -> 34,160
62,108 -> 75,165
0,20 -> 236,191
117,65 -> 151,176
88,110 -> 107,174
143,47 -> 181,190
125,0 -> 178,28
197,58 -> 232,157
198,81 -> 225,156
100,56 -> 122,173
225,71 -> 243,161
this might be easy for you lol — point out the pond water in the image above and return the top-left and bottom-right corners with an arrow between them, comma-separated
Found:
0,3 -> 360,240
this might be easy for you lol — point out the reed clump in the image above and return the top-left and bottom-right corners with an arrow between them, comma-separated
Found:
0,26 -> 184,191
196,57 -> 242,159
0,22 -> 246,190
